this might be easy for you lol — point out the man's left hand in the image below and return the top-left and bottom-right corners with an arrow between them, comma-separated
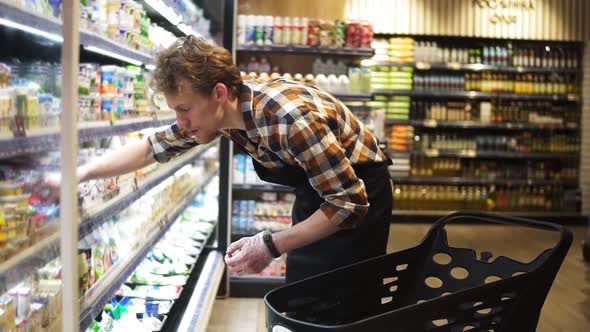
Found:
224,231 -> 274,275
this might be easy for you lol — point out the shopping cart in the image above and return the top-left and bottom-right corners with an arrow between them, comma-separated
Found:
264,211 -> 572,332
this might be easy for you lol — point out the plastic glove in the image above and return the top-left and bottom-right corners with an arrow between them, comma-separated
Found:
224,231 -> 274,276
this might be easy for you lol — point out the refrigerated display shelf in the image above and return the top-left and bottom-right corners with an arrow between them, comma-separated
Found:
79,169 -> 219,331
0,1 -> 61,38
233,183 -> 294,193
386,149 -> 579,160
175,251 -> 225,332
79,29 -> 154,65
363,60 -> 581,74
385,120 -> 579,131
391,210 -> 588,224
236,44 -> 374,56
0,118 -> 176,159
0,151 -> 217,295
373,90 -> 580,102
79,139 -> 218,240
390,176 -> 578,187
0,1 -> 154,65
230,276 -> 286,298
138,0 -> 187,37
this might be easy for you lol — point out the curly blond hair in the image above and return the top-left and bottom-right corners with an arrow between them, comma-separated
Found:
151,35 -> 242,97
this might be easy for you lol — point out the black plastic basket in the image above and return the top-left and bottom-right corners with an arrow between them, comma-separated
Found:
265,211 -> 572,332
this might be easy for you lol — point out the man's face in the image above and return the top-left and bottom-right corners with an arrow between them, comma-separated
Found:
165,79 -> 223,144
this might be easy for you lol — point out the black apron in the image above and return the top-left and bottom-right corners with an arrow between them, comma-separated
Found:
253,160 -> 392,283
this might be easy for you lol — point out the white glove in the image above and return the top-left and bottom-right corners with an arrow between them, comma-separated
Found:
224,231 -> 274,276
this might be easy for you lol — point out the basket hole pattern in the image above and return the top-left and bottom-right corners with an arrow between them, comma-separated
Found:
425,276 -> 444,289
512,271 -> 525,277
485,276 -> 502,284
474,306 -> 503,319
381,296 -> 393,304
390,285 -> 398,292
477,308 -> 492,315
431,318 -> 449,327
433,253 -> 452,265
383,276 -> 398,285
450,267 -> 470,280
462,325 -> 475,331
396,263 -> 409,271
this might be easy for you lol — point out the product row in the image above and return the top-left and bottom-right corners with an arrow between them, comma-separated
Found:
0,62 -> 61,134
78,64 -> 152,122
240,69 -> 370,95
0,62 -> 158,136
365,96 -> 578,124
238,56 -> 351,77
388,127 -> 580,153
392,184 -> 574,212
237,15 -> 373,48
410,100 -> 577,124
405,157 -> 578,181
232,196 -> 294,234
373,38 -> 580,69
413,72 -> 578,94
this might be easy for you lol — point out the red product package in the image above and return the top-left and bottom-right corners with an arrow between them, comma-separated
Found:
346,21 -> 361,48
360,21 -> 374,48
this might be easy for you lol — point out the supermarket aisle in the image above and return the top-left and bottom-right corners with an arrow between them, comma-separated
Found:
209,223 -> 590,332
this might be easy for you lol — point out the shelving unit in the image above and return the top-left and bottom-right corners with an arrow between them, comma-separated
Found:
229,13 -> 380,296
374,35 -> 585,221
0,118 -> 176,158
237,44 -> 374,57
0,0 -> 229,330
0,1 -> 154,65
391,176 -> 579,187
373,90 -> 580,102
386,149 -> 579,160
0,147 -> 219,294
363,60 -> 581,74
386,119 -> 579,130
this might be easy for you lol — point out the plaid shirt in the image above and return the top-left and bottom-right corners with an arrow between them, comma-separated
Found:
148,77 -> 390,228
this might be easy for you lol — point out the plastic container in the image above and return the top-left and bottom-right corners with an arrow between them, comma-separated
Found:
246,15 -> 256,45
274,16 -> 284,45
265,211 -> 572,332
283,17 -> 292,46
237,15 -> 246,45
264,15 -> 274,46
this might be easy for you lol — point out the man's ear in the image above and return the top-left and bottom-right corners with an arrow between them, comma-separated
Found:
213,82 -> 228,101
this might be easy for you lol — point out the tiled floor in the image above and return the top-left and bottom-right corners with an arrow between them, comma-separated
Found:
208,223 -> 590,332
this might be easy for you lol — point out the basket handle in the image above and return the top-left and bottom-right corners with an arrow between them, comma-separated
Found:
430,211 -> 573,252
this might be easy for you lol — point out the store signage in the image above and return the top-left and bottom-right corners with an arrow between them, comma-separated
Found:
473,0 -> 536,25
